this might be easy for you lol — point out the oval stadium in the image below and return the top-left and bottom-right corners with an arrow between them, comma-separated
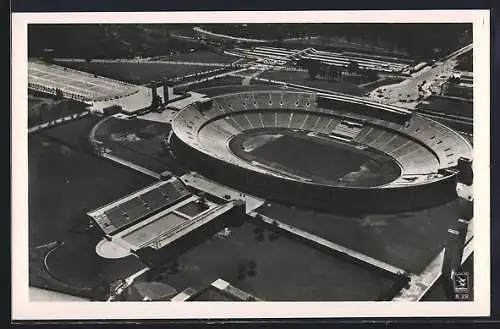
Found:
171,85 -> 472,212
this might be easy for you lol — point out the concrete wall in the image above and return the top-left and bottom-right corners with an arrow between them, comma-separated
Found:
171,133 -> 458,214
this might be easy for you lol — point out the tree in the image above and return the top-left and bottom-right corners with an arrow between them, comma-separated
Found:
362,69 -> 378,82
326,66 -> 342,82
347,60 -> 360,74
448,76 -> 461,84
297,58 -> 321,80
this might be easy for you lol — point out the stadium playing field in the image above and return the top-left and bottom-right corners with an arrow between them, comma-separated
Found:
55,61 -> 219,85
92,117 -> 187,175
259,70 -> 365,96
230,131 -> 401,187
157,221 -> 397,301
256,198 -> 471,273
29,125 -> 153,298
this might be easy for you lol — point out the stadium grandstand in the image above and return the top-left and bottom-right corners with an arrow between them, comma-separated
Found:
171,86 -> 472,212
225,46 -> 410,73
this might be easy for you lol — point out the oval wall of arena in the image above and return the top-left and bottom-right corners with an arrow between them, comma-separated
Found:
170,85 -> 472,213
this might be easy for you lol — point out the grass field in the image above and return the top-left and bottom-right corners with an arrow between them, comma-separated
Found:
95,117 -> 187,175
176,75 -> 244,94
232,132 -> 400,187
29,120 -> 154,296
256,197 -> 471,274
42,116 -> 101,149
56,61 -> 214,85
186,76 -> 244,93
150,221 -> 396,301
249,134 -> 368,180
29,122 -> 154,247
43,232 -> 145,290
259,70 -> 365,96
28,96 -> 89,128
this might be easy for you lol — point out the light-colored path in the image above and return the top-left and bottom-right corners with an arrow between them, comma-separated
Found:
29,287 -> 91,302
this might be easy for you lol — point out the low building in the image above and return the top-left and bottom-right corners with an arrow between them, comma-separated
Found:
88,177 -> 246,267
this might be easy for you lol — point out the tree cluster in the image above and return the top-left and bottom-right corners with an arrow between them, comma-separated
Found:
296,58 -> 377,83
448,76 -> 462,84
29,24 -> 208,59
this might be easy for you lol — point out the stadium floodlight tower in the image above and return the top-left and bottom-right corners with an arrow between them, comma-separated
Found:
149,80 -> 164,112
162,79 -> 175,103
150,81 -> 158,104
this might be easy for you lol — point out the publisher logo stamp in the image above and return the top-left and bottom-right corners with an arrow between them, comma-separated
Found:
453,272 -> 471,300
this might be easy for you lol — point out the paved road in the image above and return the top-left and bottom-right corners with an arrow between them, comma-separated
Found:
366,43 -> 472,109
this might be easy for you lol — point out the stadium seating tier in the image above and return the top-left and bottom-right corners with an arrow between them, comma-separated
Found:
172,89 -> 472,188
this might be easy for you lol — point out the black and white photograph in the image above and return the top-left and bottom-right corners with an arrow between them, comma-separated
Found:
11,10 -> 490,319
